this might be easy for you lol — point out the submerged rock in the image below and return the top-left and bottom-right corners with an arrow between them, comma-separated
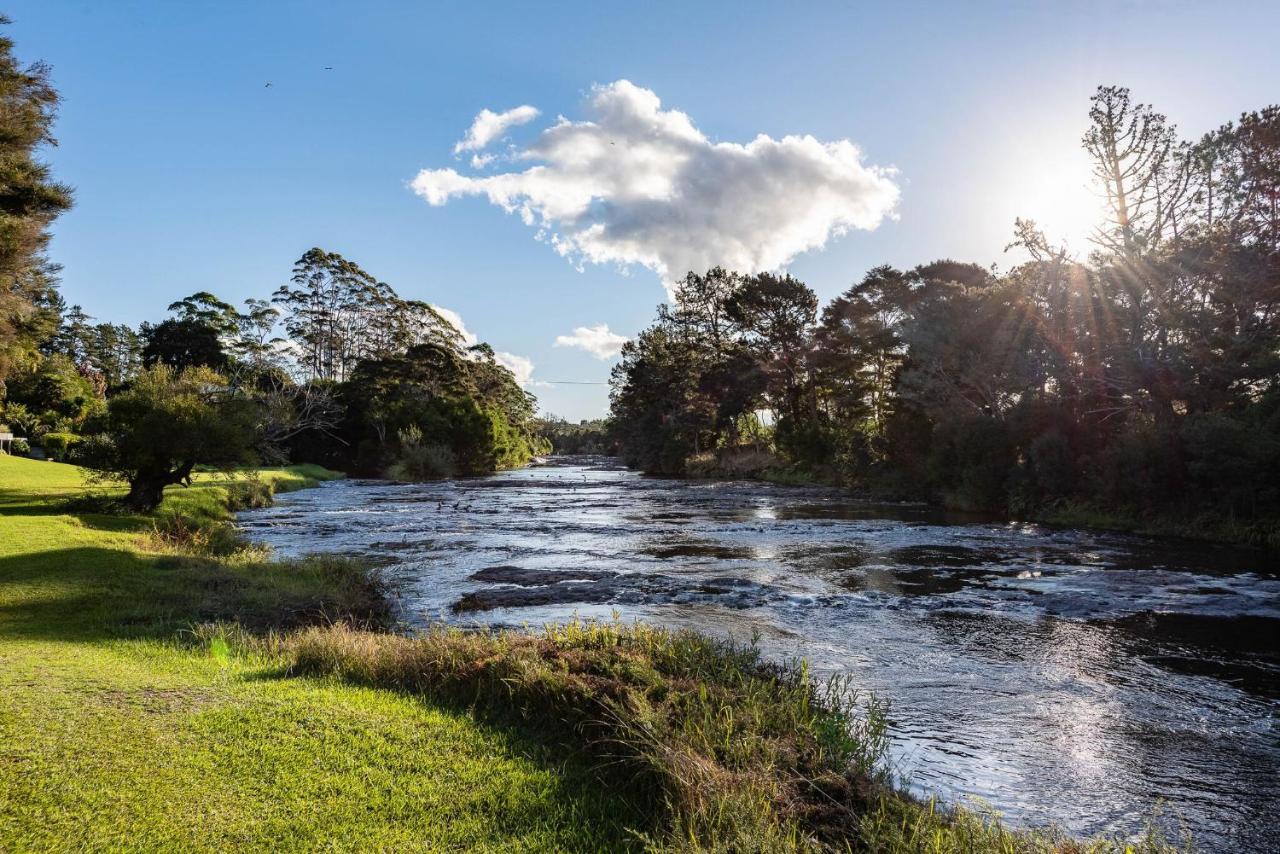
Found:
469,565 -> 618,586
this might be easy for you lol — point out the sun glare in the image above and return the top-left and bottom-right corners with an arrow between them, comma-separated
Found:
1010,144 -> 1103,254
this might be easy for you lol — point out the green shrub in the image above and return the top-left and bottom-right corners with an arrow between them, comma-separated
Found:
385,425 -> 457,480
40,431 -> 82,461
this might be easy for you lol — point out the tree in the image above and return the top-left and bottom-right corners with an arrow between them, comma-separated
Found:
822,267 -> 916,426
231,298 -> 284,367
48,303 -> 92,362
166,291 -> 241,337
0,19 -> 73,388
4,353 -> 101,429
272,248 -> 465,382
78,365 -> 258,510
140,318 -> 229,371
340,342 -> 539,476
84,322 -> 142,388
1083,85 -> 1189,255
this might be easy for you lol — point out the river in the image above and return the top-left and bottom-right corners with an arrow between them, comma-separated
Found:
238,456 -> 1279,850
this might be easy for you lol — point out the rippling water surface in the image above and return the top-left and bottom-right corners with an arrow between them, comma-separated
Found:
239,457 -> 1280,850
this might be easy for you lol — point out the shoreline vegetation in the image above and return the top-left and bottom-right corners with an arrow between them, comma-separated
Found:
668,445 -> 1280,550
0,454 -> 1182,852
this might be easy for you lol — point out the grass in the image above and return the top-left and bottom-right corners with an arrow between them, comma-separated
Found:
273,622 -> 1181,853
0,455 -> 642,851
0,454 -> 1183,851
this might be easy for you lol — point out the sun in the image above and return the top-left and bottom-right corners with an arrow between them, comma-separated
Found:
1012,143 -> 1105,253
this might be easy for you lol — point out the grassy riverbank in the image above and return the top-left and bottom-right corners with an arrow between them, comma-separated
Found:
0,456 -> 637,850
0,454 -> 1177,851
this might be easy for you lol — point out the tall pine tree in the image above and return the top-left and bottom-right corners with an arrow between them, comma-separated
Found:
0,17 -> 72,390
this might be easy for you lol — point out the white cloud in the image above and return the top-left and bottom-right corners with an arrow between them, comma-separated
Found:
425,308 -> 541,388
554,323 -> 629,360
414,80 -> 899,295
494,350 -> 535,386
453,105 -> 541,154
429,304 -> 478,347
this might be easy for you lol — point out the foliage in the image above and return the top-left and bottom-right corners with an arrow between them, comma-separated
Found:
272,247 -> 463,383
76,365 -> 260,509
335,340 -> 543,476
0,18 -> 73,388
39,430 -> 79,461
3,354 -> 103,430
535,415 -> 613,454
385,424 -> 456,480
139,317 -> 229,371
610,86 -> 1280,542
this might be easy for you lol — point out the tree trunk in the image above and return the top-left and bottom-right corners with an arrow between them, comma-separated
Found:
124,476 -> 169,511
123,461 -> 195,511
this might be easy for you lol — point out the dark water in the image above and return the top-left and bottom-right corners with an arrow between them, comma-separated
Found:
239,457 -> 1280,850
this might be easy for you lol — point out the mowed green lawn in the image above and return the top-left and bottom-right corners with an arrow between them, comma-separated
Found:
0,455 -> 637,851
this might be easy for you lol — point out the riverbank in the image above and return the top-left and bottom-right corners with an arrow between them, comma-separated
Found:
677,448 -> 1280,550
0,456 -> 634,850
1,455 -> 1178,851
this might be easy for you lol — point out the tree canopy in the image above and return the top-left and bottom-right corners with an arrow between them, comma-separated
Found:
610,87 -> 1280,531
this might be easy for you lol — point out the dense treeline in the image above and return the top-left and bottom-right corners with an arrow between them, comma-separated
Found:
534,416 -> 613,455
0,245 -> 545,505
612,87 -> 1280,542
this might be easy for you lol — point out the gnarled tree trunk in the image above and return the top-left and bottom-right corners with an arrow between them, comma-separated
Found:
123,460 -> 195,511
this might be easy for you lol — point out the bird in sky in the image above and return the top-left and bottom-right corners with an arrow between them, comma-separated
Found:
264,82 -> 272,87
323,66 -> 333,70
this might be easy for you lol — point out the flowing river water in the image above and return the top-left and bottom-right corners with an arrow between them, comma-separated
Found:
238,456 -> 1279,850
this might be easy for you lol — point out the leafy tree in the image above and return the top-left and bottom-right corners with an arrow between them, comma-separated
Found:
272,248 -> 463,382
77,365 -> 258,510
166,291 -> 241,337
231,298 -> 284,367
85,322 -> 142,388
47,302 -> 92,362
1083,85 -> 1190,255
140,317 -> 229,371
4,354 -> 102,430
728,273 -> 818,417
534,416 -> 613,455
336,341 -> 541,477
817,266 -> 915,437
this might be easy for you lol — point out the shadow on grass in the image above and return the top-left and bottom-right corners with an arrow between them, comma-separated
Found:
0,545 -> 383,642
0,544 -> 654,849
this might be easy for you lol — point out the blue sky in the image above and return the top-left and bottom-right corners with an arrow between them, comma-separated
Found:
8,1 -> 1279,419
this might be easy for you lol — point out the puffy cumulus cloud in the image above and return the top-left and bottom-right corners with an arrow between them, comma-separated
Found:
494,350 -> 535,386
414,80 -> 899,294
453,105 -> 541,154
428,304 -> 478,347
554,323 -> 629,360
